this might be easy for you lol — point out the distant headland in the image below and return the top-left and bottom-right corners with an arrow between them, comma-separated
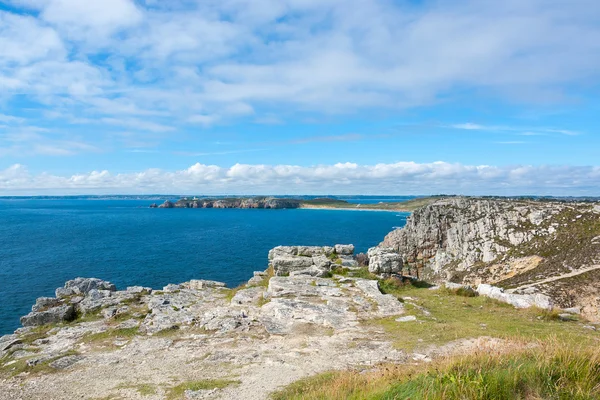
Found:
149,196 -> 445,212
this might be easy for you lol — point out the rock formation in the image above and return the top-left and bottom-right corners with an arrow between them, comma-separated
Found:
268,245 -> 356,276
379,197 -> 600,320
157,197 -> 303,209
2,227 -> 599,399
0,247 -> 409,399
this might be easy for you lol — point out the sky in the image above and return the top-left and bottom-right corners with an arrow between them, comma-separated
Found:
1,0 -> 600,195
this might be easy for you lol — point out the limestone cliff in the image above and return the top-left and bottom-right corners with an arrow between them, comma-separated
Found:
157,197 -> 302,209
381,197 -> 600,320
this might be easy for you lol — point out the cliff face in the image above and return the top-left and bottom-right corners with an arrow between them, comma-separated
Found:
158,197 -> 302,209
382,197 -> 600,320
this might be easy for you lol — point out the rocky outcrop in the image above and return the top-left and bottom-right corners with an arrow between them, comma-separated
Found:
156,197 -> 302,209
268,245 -> 355,276
56,277 -> 117,298
367,247 -> 404,276
380,197 -> 600,320
1,244 -> 408,399
19,279 -> 140,327
20,304 -> 76,327
477,284 -> 553,310
3,239 -> 597,400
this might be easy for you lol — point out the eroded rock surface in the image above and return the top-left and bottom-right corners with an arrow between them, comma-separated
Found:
269,244 -> 354,276
380,197 -> 600,320
0,250 -> 407,400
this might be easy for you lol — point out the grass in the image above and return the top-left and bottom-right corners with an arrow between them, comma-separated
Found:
362,284 -> 599,352
0,350 -> 80,377
299,196 -> 446,212
271,340 -> 600,400
81,327 -> 140,345
166,379 -> 240,399
18,324 -> 56,345
116,383 -> 157,396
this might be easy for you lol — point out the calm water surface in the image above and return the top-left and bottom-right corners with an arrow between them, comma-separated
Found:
0,200 -> 407,334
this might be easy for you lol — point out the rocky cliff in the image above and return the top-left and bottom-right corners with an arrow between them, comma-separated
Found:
154,197 -> 302,209
381,197 -> 600,320
2,229 -> 600,399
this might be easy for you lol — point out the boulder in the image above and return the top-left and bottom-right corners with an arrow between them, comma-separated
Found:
77,289 -> 117,314
230,287 -> 266,305
56,278 -> 117,297
339,255 -> 359,268
270,256 -> 314,276
476,284 -> 553,310
367,247 -> 404,275
49,355 -> 85,370
268,245 -> 336,260
297,246 -> 328,257
32,297 -> 63,312
311,255 -> 332,270
334,244 -> 354,255
126,286 -> 152,294
185,280 -> 226,290
268,246 -> 298,260
20,304 -> 76,327
289,266 -> 330,278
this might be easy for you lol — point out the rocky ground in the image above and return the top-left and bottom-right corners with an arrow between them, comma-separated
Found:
3,197 -> 600,399
0,245 -> 423,400
381,197 -> 600,321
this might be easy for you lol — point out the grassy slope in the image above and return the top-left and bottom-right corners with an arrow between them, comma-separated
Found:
273,341 -> 600,400
272,276 -> 600,400
300,196 -> 446,212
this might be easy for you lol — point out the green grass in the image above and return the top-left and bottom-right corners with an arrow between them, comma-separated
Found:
299,196 -> 447,212
271,341 -> 600,400
18,324 -> 56,345
116,383 -> 157,396
366,285 -> 599,351
0,350 -> 80,377
81,327 -> 140,345
166,379 -> 240,399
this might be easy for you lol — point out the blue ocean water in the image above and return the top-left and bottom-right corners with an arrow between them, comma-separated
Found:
0,200 -> 408,335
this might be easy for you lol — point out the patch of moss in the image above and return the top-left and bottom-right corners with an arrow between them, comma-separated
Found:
116,383 -> 157,396
81,327 -> 140,345
166,379 -> 240,400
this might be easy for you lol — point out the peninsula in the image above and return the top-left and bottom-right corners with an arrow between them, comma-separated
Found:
150,196 -> 443,212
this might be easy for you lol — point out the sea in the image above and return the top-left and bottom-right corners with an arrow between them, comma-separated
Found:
0,198 -> 410,335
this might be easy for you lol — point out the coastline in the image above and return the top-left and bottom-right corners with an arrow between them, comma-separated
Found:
299,205 -> 411,213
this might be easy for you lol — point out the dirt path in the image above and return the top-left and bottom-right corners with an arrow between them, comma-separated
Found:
510,265 -> 600,292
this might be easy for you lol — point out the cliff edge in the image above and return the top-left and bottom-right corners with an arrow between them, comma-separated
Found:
381,197 -> 600,320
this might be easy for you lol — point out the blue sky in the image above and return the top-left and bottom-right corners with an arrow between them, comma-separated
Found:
1,0 -> 599,195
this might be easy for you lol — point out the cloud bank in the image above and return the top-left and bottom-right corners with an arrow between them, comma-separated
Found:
2,162 -> 599,196
1,0 -> 599,136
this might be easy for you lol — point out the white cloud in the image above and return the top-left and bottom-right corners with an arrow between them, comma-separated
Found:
449,123 -> 581,136
1,0 -> 600,134
1,162 -> 599,195
451,123 -> 485,130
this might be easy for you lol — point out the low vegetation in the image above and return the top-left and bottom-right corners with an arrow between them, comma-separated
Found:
116,383 -> 157,396
273,274 -> 600,399
225,265 -> 275,302
299,196 -> 446,212
166,379 -> 240,400
365,282 -> 598,351
0,350 -> 80,377
81,326 -> 140,346
271,340 -> 600,400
